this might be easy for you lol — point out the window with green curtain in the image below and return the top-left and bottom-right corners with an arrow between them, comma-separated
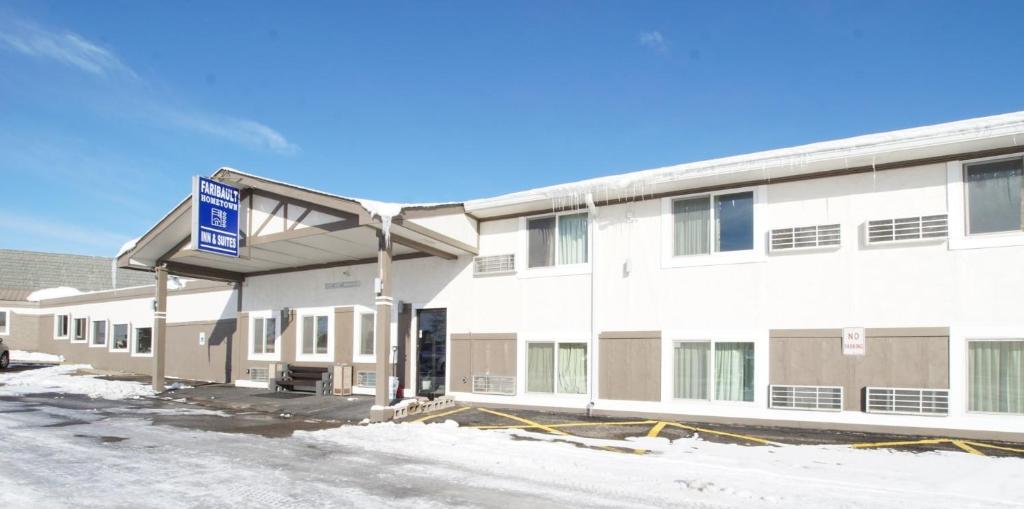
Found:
360,313 -> 375,356
302,316 -> 315,354
527,217 -> 556,268
558,213 -> 588,264
527,343 -> 554,392
969,340 -> 1024,414
558,343 -> 587,394
966,159 -> 1023,234
714,342 -> 754,402
674,342 -> 710,399
673,197 -> 710,256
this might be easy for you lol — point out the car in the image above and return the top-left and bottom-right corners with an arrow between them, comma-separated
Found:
0,338 -> 8,369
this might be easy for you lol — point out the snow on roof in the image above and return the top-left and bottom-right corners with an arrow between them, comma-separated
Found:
117,237 -> 140,258
27,286 -> 84,302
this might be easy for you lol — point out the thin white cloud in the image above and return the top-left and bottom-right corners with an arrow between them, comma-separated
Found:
0,18 -> 300,155
0,209 -> 131,251
639,31 -> 668,54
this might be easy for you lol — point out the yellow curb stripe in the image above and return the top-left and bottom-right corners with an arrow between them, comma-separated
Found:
851,438 -> 947,449
413,406 -> 469,423
477,408 -> 568,435
951,440 -> 985,456
964,441 -> 1024,454
647,421 -> 668,438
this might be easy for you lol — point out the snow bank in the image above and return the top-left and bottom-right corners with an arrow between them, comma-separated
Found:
299,422 -> 1024,508
26,286 -> 83,301
0,365 -> 154,400
9,350 -> 63,363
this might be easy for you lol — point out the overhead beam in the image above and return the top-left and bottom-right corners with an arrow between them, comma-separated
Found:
242,219 -> 358,247
246,252 -> 432,278
366,224 -> 458,260
393,217 -> 478,255
165,261 -> 245,283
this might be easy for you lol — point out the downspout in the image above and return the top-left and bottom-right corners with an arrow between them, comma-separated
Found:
585,193 -> 598,416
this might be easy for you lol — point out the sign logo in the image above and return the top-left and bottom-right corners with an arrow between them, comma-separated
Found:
191,176 -> 240,257
842,327 -> 866,356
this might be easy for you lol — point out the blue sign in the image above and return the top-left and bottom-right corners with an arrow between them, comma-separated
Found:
191,176 -> 240,257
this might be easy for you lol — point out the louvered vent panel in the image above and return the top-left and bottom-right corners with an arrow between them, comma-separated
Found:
472,375 -> 516,395
769,385 -> 843,411
248,367 -> 269,382
867,215 -> 948,244
866,387 -> 949,415
474,254 -> 516,276
770,224 -> 841,251
356,371 -> 376,388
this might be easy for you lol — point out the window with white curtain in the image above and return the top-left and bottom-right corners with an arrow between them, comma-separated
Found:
673,341 -> 754,402
527,342 -> 587,394
527,212 -> 589,268
969,340 -> 1023,414
252,317 -> 277,355
91,320 -> 107,346
301,314 -> 330,355
965,158 -> 1023,235
673,191 -> 754,256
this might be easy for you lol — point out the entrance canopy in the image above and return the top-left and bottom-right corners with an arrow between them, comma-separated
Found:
118,168 -> 478,280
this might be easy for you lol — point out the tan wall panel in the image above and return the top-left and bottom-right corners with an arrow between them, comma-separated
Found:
450,339 -> 472,392
334,308 -> 354,365
599,334 -> 661,402
232,312 -> 249,381
2,311 -> 43,352
450,333 -> 517,393
165,319 -> 235,382
770,335 -> 949,411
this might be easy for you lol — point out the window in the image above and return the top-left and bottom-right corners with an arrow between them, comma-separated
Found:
0,310 -> 8,335
965,158 -> 1023,235
527,212 -> 589,268
111,323 -> 129,351
252,317 -> 277,355
968,340 -> 1023,414
359,312 -> 375,356
72,317 -> 88,343
526,342 -> 587,395
134,327 -> 152,355
673,191 -> 754,256
54,314 -> 70,339
673,341 -> 754,402
298,312 -> 332,361
91,320 -> 107,347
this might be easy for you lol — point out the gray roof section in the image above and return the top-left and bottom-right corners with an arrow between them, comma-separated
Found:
0,249 -> 153,298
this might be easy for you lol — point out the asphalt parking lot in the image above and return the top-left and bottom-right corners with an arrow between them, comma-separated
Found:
402,404 -> 1024,458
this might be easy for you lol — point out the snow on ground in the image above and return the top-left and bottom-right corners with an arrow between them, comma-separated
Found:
9,350 -> 64,363
0,365 -> 153,400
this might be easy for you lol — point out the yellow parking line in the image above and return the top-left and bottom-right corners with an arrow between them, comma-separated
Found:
647,421 -> 668,438
471,420 -> 657,430
665,422 -> 782,446
413,406 -> 469,423
851,438 -> 947,449
965,441 -> 1024,454
951,440 -> 985,456
477,408 -> 568,435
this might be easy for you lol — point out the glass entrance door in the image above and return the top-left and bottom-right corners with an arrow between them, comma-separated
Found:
416,308 -> 447,398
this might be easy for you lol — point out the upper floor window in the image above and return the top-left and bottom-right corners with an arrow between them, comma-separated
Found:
527,212 -> 589,268
673,191 -> 754,256
965,158 -> 1023,235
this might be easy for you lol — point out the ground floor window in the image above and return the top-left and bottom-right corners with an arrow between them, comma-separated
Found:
359,311 -> 375,357
673,341 -> 754,402
0,310 -> 8,335
54,314 -> 70,339
252,316 -> 277,355
72,317 -> 88,342
527,342 -> 587,394
301,315 -> 329,356
134,327 -> 152,355
969,340 -> 1024,414
111,323 -> 129,351
91,320 -> 107,346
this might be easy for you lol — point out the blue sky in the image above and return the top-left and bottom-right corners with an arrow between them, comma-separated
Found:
2,1 -> 1024,256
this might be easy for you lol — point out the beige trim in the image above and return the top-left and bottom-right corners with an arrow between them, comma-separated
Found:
770,327 -> 950,339
598,330 -> 661,340
34,280 -> 235,306
451,333 -> 517,341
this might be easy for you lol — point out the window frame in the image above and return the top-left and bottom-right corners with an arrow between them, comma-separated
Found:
524,340 -> 589,396
947,154 -> 1024,250
671,339 -> 756,403
54,314 -> 70,340
965,338 -> 1024,416
109,322 -> 131,353
353,306 -> 376,364
131,325 -> 154,358
0,309 -> 9,336
295,307 -> 334,363
661,185 -> 766,268
89,319 -> 108,348
248,311 -> 281,362
519,210 -> 592,277
70,316 -> 89,344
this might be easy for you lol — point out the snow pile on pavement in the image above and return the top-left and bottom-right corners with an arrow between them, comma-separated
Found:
0,364 -> 154,400
299,421 -> 1024,508
9,350 -> 64,363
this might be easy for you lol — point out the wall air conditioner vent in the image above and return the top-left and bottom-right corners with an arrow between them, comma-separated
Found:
473,254 -> 516,276
866,387 -> 949,416
472,375 -> 516,395
769,385 -> 843,412
770,224 -> 841,251
248,367 -> 269,382
356,371 -> 376,388
867,215 -> 948,244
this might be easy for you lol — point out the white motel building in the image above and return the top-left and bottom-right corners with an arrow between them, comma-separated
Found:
2,110 -> 1023,439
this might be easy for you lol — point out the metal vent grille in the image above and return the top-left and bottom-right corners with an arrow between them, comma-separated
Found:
769,385 -> 843,412
356,371 -> 376,388
472,375 -> 516,395
770,224 -> 841,251
473,254 -> 516,276
866,387 -> 949,415
248,367 -> 269,382
867,215 -> 948,244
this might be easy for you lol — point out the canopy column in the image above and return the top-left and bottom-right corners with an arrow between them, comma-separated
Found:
374,231 -> 393,409
152,264 -> 168,392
